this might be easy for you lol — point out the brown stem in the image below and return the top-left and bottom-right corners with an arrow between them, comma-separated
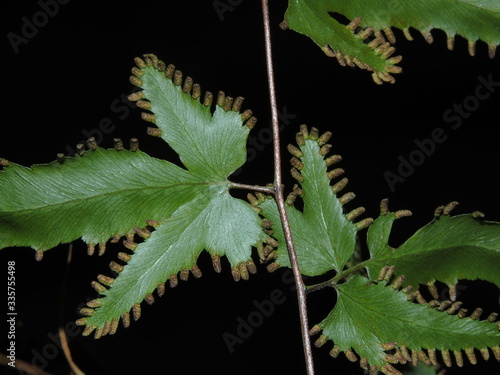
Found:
228,182 -> 275,194
306,259 -> 372,294
0,353 -> 53,375
261,1 -> 315,374
59,245 -> 86,375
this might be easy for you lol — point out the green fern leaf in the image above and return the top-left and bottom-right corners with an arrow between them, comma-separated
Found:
133,54 -> 248,180
0,54 -> 266,336
366,207 -> 500,289
0,148 -> 201,250
310,275 -> 500,373
257,126 -> 369,275
284,0 -> 500,84
80,188 -> 264,337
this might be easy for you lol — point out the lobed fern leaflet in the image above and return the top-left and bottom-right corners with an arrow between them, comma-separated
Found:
254,124 -> 500,373
284,0 -> 500,83
255,125 -> 371,276
310,275 -> 500,374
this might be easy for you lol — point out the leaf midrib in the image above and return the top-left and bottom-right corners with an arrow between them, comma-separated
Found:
1,180 -> 226,214
339,281 -> 494,344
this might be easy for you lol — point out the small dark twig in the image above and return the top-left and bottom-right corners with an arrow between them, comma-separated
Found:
59,245 -> 85,375
0,353 -> 53,375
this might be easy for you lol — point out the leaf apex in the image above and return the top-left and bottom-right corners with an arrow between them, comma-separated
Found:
380,198 -> 389,215
245,116 -> 258,129
308,324 -> 321,336
326,168 -> 344,180
0,158 -> 10,168
345,206 -> 366,222
82,325 -> 96,337
141,112 -> 156,124
492,346 -> 500,361
129,75 -> 143,87
332,177 -> 349,194
191,264 -> 203,279
287,144 -> 304,158
129,138 -> 139,152
471,210 -> 486,219
488,44 -> 497,59
35,250 -> 44,262
291,167 -> 304,183
356,217 -> 374,231
394,209 -> 412,219
380,363 -> 402,375
211,254 -> 222,273
266,262 -> 280,273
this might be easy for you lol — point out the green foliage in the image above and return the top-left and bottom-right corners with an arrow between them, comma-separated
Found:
134,54 -> 248,180
257,126 -> 365,276
2,51 -> 498,370
1,1 -> 500,373
366,209 -> 500,289
310,275 -> 500,373
0,54 -> 267,336
254,125 -> 500,373
284,0 -> 500,83
0,148 -> 203,250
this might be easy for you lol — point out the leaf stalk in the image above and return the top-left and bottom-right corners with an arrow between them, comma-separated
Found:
305,260 -> 372,294
228,182 -> 274,194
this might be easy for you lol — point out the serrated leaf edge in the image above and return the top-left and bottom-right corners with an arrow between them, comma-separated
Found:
76,222 -> 270,338
71,54 -> 271,338
128,53 -> 258,133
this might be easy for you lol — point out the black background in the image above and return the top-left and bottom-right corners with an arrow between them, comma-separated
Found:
1,1 -> 499,374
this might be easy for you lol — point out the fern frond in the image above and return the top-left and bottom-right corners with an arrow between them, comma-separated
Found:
257,125 -> 371,276
0,54 -> 268,336
366,200 -> 500,289
284,0 -> 500,83
309,275 -> 500,374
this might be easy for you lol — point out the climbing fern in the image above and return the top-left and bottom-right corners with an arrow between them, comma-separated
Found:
1,1 -> 500,374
